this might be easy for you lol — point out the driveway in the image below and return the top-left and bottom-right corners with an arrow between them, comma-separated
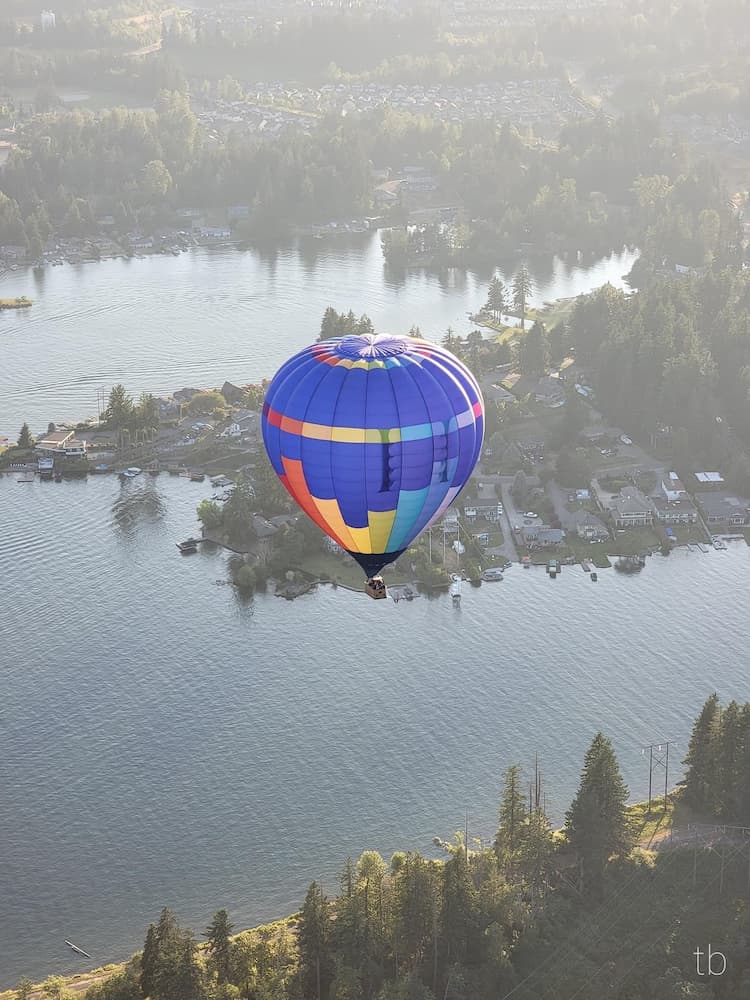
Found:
471,471 -> 518,563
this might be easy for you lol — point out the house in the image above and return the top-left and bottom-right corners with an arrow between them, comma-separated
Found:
652,497 -> 698,524
0,244 -> 27,260
220,423 -> 242,439
374,180 -> 405,207
37,429 -> 88,456
694,471 -> 724,487
661,472 -> 687,502
519,523 -> 565,547
565,510 -> 609,541
696,492 -> 750,526
221,381 -> 246,405
610,487 -> 654,528
482,383 -> 517,405
156,396 -> 180,418
174,388 -> 201,404
464,503 -> 503,522
37,429 -> 73,452
197,225 -> 231,240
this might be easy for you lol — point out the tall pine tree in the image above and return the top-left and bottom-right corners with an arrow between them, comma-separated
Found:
565,733 -> 632,890
206,909 -> 234,985
681,693 -> 720,812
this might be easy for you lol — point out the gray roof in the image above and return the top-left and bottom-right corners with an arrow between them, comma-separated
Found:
697,492 -> 750,519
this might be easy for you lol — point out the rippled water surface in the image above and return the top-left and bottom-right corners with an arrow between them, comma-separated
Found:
1,473 -> 747,986
0,239 -> 638,434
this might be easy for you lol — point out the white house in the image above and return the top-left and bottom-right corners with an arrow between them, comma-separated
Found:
661,472 -> 687,502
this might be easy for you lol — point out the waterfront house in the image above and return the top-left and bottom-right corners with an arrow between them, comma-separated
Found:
661,472 -> 687,502
197,225 -> 232,240
565,509 -> 609,541
652,496 -> 698,524
696,492 -> 750,526
374,180 -> 404,207
221,381 -> 246,404
36,429 -> 88,457
0,244 -> 27,261
520,523 -> 565,548
610,487 -> 654,528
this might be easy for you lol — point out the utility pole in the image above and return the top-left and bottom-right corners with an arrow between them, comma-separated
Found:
641,741 -> 677,812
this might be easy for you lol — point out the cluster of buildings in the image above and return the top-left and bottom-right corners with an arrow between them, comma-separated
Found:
227,79 -> 590,133
664,113 -> 750,155
601,472 -> 750,531
196,97 -> 317,143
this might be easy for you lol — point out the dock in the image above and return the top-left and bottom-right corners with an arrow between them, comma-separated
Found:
0,297 -> 32,309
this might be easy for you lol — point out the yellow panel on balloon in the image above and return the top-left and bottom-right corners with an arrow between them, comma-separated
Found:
368,510 -> 397,553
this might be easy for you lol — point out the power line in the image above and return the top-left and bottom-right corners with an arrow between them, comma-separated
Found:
641,740 -> 678,812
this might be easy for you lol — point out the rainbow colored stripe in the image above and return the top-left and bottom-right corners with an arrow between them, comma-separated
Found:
262,334 -> 484,575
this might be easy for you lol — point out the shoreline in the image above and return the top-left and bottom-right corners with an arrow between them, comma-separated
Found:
0,793 -> 683,997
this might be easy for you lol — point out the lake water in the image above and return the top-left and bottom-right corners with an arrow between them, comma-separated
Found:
1,471 -> 748,987
0,236 -> 638,436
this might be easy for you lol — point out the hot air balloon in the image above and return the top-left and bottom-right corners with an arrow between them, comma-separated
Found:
262,333 -> 484,597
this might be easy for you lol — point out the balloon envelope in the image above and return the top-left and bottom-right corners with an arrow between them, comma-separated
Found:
262,334 -> 484,578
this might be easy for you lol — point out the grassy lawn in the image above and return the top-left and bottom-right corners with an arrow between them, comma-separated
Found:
607,527 -> 662,554
628,797 -> 677,848
665,523 -> 711,545
537,296 -> 576,329
564,536 -> 613,567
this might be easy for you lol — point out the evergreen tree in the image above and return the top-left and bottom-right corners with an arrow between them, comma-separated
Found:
681,693 -> 721,812
716,700 -> 743,820
565,733 -> 633,889
512,266 -> 532,330
140,923 -> 159,998
517,807 -> 554,904
441,849 -> 478,968
298,882 -> 334,1000
206,909 -> 234,985
104,384 -> 134,434
484,276 -> 507,321
517,321 -> 549,375
493,764 -> 528,865
17,422 -> 33,449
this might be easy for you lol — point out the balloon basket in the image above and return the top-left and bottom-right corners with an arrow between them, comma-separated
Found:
365,576 -> 387,600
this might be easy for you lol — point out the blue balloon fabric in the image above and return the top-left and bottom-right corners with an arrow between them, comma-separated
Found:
262,334 -> 485,578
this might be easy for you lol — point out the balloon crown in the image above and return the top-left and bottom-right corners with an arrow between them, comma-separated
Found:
331,334 -> 412,359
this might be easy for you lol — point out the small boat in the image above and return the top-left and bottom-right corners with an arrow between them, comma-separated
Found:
177,539 -> 199,554
126,467 -> 142,476
190,470 -> 205,482
481,567 -> 504,581
590,572 -> 598,582
92,463 -> 110,474
65,940 -> 92,959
